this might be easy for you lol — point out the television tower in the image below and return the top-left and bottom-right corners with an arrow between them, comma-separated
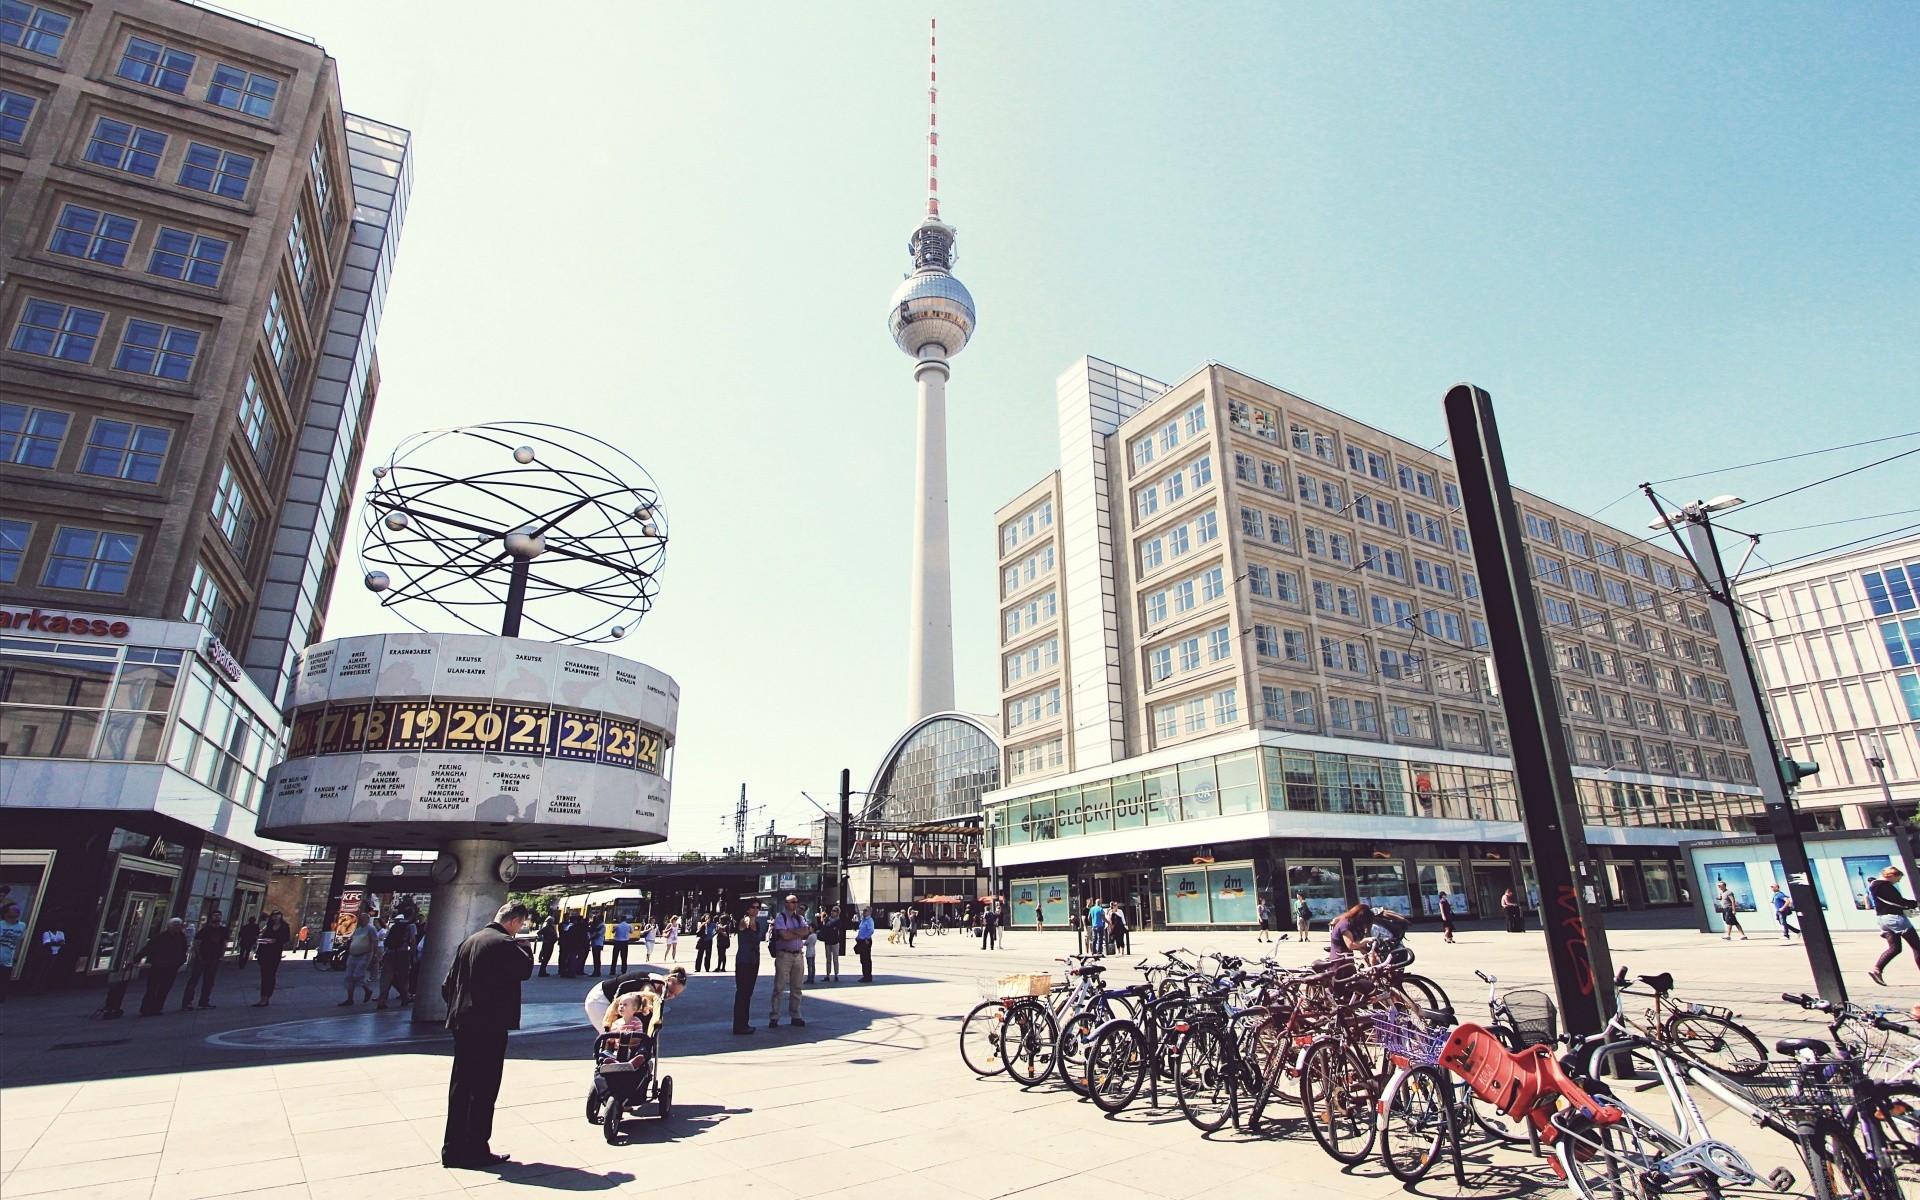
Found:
889,17 -> 976,721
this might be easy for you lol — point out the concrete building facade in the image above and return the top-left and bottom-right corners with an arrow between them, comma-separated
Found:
0,0 -> 406,987
985,357 -> 1768,930
1737,532 -> 1920,831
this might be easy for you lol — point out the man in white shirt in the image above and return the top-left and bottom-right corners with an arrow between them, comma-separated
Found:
610,919 -> 633,973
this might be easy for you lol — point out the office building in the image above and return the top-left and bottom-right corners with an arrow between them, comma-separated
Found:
0,0 -> 408,986
983,357 -> 1768,930
1737,531 -> 1920,830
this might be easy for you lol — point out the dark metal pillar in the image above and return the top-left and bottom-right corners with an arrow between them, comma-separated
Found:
838,769 -> 852,911
323,845 -> 352,945
1444,384 -> 1615,1035
501,557 -> 531,638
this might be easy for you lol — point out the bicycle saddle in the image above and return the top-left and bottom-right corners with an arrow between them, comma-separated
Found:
1775,1037 -> 1830,1057
1636,972 -> 1674,994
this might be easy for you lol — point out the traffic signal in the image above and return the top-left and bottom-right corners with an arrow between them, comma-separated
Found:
1778,757 -> 1821,791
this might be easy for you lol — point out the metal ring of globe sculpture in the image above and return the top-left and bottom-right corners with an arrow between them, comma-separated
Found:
258,421 -> 678,1023
359,421 -> 666,643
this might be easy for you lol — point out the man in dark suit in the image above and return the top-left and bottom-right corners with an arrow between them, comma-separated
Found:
440,901 -> 533,1168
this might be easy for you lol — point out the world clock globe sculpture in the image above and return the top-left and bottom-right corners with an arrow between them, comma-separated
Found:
257,422 -> 678,1022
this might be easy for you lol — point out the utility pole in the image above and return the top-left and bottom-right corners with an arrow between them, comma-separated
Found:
733,784 -> 747,858
1655,493 -> 1847,1003
838,769 -> 852,911
1445,384 -> 1615,1036
1865,737 -> 1920,882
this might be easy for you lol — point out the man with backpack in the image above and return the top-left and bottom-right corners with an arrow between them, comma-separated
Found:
377,912 -> 417,1009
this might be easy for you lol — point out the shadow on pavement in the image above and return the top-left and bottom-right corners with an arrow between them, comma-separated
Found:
0,965 -> 942,1088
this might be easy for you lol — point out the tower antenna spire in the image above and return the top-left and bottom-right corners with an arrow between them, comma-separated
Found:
927,17 -> 939,219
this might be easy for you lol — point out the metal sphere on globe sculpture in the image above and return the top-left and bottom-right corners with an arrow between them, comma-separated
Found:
359,421 -> 668,643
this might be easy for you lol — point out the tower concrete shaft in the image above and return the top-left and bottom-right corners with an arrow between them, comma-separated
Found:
909,346 -> 955,719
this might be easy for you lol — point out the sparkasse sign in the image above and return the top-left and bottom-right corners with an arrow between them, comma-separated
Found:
0,606 -> 131,638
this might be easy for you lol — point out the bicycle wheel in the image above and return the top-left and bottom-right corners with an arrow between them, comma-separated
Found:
998,998 -> 1058,1086
1086,1020 -> 1147,1114
1302,1039 -> 1378,1165
1173,1023 -> 1236,1133
1804,1118 -> 1886,1200
1399,974 -> 1450,1013
1866,1082 -> 1920,1166
1058,1009 -> 1106,1095
1378,1065 -> 1449,1183
1663,1012 -> 1768,1079
959,999 -> 1008,1077
1463,1087 -> 1530,1146
1554,1110 -> 1696,1200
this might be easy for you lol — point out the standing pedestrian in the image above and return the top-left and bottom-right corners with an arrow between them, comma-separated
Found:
1034,906 -> 1045,937
664,915 -> 680,962
253,911 -> 289,1006
804,908 -> 821,984
296,924 -> 310,957
714,915 -> 731,972
639,919 -> 655,962
0,901 -> 26,1003
236,915 -> 259,967
823,906 -> 844,982
135,917 -> 189,1015
610,916 -> 632,973
588,915 -> 605,977
182,908 -> 228,1009
767,893 -> 807,1027
1438,894 -> 1456,944
1294,892 -> 1313,941
731,901 -> 763,1034
1501,888 -> 1525,933
906,907 -> 918,948
855,907 -> 875,982
340,916 -> 377,1004
536,916 -> 558,977
1088,900 -> 1107,956
1257,899 -> 1273,942
1715,881 -> 1748,941
440,901 -> 533,1169
694,915 -> 715,972
1768,884 -> 1798,941
984,902 -> 1000,950
1868,866 -> 1920,986
377,912 -> 416,1009
1108,903 -> 1130,956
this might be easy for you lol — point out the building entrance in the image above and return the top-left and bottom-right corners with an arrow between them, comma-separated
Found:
1472,863 -> 1513,921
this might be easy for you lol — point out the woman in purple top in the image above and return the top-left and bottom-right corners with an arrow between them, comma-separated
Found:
1327,903 -> 1375,958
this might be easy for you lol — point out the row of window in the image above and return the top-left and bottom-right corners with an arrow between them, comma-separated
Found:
11,297 -> 201,380
1151,685 -> 1239,741
1569,730 -> 1754,782
1006,685 -> 1063,730
0,518 -> 136,592
1127,401 -> 1208,471
49,201 -> 229,287
1003,636 -> 1060,687
1143,562 -> 1229,627
1863,563 -> 1920,617
1002,588 -> 1058,641
115,34 -> 281,118
1001,543 -> 1055,598
1004,735 -> 1064,781
1134,453 -> 1214,522
1,399 -> 169,479
1000,498 -> 1054,556
1147,621 -> 1233,685
82,115 -> 254,200
1138,509 -> 1219,574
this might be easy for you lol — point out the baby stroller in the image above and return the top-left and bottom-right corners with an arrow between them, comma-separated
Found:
585,1019 -> 673,1142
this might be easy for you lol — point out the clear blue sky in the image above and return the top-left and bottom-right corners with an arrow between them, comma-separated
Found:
231,1 -> 1918,850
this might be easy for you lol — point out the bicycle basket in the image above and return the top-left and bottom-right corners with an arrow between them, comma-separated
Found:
1735,1061 -> 1851,1116
1501,988 -> 1559,1047
1370,1009 -> 1448,1067
995,973 -> 1052,999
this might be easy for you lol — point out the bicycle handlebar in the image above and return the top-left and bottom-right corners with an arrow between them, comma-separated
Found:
1474,970 -> 1494,984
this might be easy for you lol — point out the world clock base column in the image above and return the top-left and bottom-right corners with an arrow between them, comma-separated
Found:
412,837 -> 516,1025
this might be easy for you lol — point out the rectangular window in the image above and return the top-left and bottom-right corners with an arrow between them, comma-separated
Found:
1214,687 -> 1239,724
1164,469 -> 1185,504
1201,565 -> 1226,602
179,143 -> 254,200
1183,402 -> 1207,436
183,560 -> 232,636
1330,533 -> 1352,564
1604,578 -> 1629,606
147,227 -> 228,287
1443,482 -> 1461,507
0,2 -> 71,56
1274,570 -> 1299,604
1154,704 -> 1178,740
209,462 -> 254,558
1524,513 -> 1557,543
12,298 -> 104,362
1136,485 -> 1159,521
1255,624 -> 1280,658
1189,454 -> 1213,488
1625,552 -> 1650,579
48,204 -> 137,266
117,36 -> 195,92
1463,571 -> 1480,599
1246,564 -> 1272,598
1543,596 -> 1573,625
207,63 -> 279,117
1234,452 -> 1256,482
1261,460 -> 1285,492
0,401 -> 69,467
1533,554 -> 1565,585
1562,528 -> 1588,556
1183,696 -> 1208,733
42,526 -> 137,592
1131,436 -> 1155,471
1593,539 -> 1618,567
1571,566 -> 1599,596
1297,471 -> 1317,504
1283,629 -> 1308,663
1320,480 -> 1343,510
1149,646 -> 1172,682
1171,580 -> 1195,613
1145,591 -> 1167,624
1208,625 -> 1232,662
1241,506 -> 1263,538
1195,511 -> 1218,544
0,516 -> 28,582
0,86 -> 32,142
1471,619 -> 1490,647
114,319 -> 200,381
1453,527 -> 1470,555
85,117 -> 167,177
78,418 -> 170,482
1267,514 -> 1292,547
1168,525 -> 1190,558
262,290 -> 290,367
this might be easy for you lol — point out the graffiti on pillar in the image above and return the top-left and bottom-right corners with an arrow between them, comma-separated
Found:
1552,884 -> 1594,997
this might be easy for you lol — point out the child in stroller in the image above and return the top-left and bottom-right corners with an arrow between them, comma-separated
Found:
584,969 -> 684,1142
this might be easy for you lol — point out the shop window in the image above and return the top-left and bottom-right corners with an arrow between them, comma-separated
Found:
1418,861 -> 1470,918
1286,859 -> 1347,926
1355,860 -> 1410,915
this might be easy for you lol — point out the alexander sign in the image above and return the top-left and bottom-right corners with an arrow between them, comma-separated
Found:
847,824 -> 981,865
0,606 -> 131,638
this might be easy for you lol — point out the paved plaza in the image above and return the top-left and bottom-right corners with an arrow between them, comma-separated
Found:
3,920 -> 1917,1200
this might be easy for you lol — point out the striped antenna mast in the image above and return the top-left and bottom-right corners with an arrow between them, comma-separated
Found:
927,17 -> 940,219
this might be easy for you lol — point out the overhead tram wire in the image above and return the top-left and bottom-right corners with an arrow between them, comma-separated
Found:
1646,428 -> 1920,488
1731,443 -> 1920,516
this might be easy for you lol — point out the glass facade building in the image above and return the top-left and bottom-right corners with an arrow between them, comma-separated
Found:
866,712 -> 1002,825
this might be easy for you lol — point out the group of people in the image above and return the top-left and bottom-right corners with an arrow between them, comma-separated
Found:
728,898 -> 877,1035
129,908 -> 298,1013
534,913 -> 681,978
337,910 -> 422,1009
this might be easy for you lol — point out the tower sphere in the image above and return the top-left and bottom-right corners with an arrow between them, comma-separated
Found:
889,270 -> 975,357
